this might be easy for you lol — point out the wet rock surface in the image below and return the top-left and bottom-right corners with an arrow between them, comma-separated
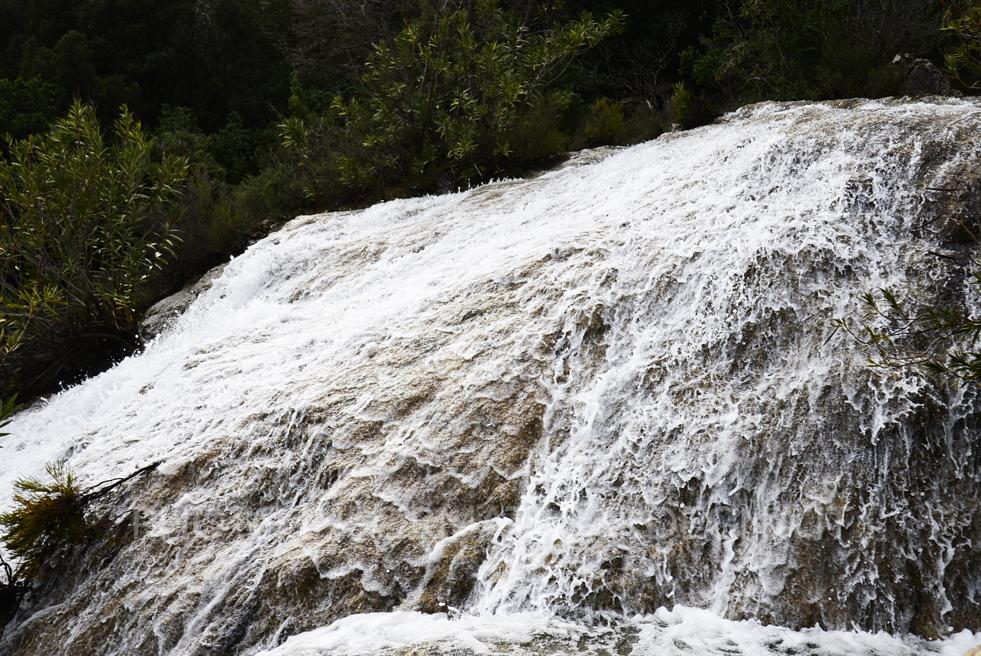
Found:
141,264 -> 228,340
1,98 -> 980,655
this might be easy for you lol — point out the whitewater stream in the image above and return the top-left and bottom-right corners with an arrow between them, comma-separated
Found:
1,98 -> 980,655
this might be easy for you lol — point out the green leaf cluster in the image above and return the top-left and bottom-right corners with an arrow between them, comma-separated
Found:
837,271 -> 981,384
944,3 -> 981,90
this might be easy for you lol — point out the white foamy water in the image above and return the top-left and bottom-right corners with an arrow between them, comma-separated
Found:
258,607 -> 981,656
1,98 -> 979,655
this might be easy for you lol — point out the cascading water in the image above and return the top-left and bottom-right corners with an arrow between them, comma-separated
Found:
0,98 -> 979,656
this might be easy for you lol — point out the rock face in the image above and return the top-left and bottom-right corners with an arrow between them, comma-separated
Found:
1,98 -> 980,656
892,54 -> 957,96
140,264 -> 227,341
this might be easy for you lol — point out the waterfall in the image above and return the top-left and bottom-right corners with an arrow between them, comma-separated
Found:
1,98 -> 979,655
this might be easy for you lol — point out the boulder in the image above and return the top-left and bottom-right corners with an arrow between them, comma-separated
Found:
139,263 -> 227,340
892,53 -> 957,96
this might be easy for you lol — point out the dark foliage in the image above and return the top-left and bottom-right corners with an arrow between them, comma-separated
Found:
688,0 -> 946,106
0,550 -> 25,629
283,0 -> 624,200
0,0 -> 292,132
0,77 -> 58,141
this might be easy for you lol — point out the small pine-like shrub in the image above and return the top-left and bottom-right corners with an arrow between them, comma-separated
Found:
0,464 -> 88,581
669,82 -> 693,128
0,459 -> 159,626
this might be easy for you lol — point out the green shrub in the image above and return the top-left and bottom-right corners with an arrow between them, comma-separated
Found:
0,459 -> 160,626
669,82 -> 693,127
284,0 -> 624,199
231,164 -> 306,227
207,113 -> 272,185
152,101 -> 307,284
154,106 -> 224,179
154,106 -> 278,185
624,102 -> 669,144
574,98 -> 628,147
0,102 -> 188,397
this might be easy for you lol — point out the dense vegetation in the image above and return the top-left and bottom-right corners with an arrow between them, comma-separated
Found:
282,3 -> 625,201
0,0 -> 978,400
0,103 -> 187,395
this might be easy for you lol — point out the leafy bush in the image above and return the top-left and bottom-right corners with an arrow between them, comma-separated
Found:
284,0 -> 624,200
154,106 -> 227,181
230,164 -> 307,227
177,163 -> 306,267
150,103 -> 308,286
0,102 -> 188,397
